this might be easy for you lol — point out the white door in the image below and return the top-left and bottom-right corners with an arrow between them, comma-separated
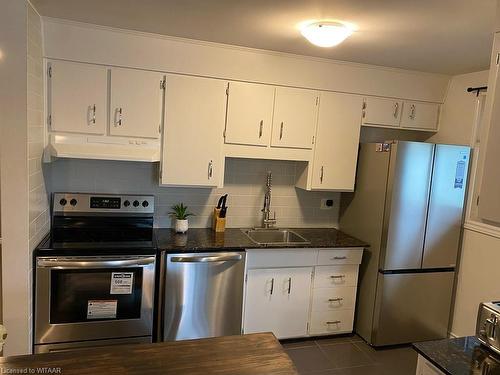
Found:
161,74 -> 227,187
271,87 -> 318,149
48,60 -> 107,135
400,101 -> 440,130
311,93 -> 362,191
362,97 -> 403,128
225,82 -> 275,147
243,267 -> 313,339
109,67 -> 164,139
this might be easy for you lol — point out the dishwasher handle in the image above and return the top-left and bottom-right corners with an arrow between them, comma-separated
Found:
170,253 -> 242,263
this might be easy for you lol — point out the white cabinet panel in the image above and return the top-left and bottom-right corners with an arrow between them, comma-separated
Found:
416,355 -> 445,375
311,93 -> 362,190
109,67 -> 164,139
313,265 -> 359,288
317,248 -> 363,266
400,101 -> 440,131
311,286 -> 357,311
243,267 -> 313,339
48,60 -> 107,135
362,97 -> 403,128
246,249 -> 317,268
309,309 -> 355,335
161,74 -> 227,187
225,82 -> 275,147
271,87 -> 318,149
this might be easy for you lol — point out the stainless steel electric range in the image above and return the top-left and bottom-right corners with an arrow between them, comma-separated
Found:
34,193 -> 157,354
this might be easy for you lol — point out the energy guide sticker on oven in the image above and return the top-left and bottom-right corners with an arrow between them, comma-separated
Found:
87,300 -> 117,319
110,272 -> 134,294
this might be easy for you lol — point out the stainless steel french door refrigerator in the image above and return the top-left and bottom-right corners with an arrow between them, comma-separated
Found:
340,141 -> 470,346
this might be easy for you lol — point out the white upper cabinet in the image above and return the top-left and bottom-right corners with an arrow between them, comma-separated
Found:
400,101 -> 440,131
48,60 -> 107,135
161,74 -> 227,187
109,67 -> 164,139
362,97 -> 403,128
225,81 -> 275,147
311,93 -> 363,191
271,87 -> 319,149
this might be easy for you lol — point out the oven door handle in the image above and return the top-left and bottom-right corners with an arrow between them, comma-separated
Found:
170,254 -> 242,263
37,257 -> 156,269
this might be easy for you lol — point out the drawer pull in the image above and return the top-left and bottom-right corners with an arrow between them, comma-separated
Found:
326,321 -> 341,325
328,298 -> 344,302
331,256 -> 347,260
330,275 -> 345,279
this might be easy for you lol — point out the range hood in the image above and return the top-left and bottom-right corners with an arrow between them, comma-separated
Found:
46,134 -> 161,162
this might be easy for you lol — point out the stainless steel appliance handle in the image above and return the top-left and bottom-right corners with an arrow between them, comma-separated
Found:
37,257 -> 156,268
170,254 -> 242,263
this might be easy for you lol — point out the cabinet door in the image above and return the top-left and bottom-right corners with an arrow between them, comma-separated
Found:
161,74 -> 227,187
109,67 -> 164,139
311,93 -> 362,191
362,97 -> 403,128
243,267 -> 313,339
48,60 -> 107,135
225,82 -> 275,146
271,87 -> 318,149
400,101 -> 440,131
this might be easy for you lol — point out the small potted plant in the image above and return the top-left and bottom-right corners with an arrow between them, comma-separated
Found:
169,203 -> 194,234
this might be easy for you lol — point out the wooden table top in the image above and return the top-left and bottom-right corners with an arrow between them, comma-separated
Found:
0,333 -> 298,374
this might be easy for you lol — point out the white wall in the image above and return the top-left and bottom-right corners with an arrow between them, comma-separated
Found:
42,18 -> 450,103
45,158 -> 340,229
429,70 -> 489,146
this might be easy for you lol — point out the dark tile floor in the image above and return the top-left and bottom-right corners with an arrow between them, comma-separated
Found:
281,334 -> 417,375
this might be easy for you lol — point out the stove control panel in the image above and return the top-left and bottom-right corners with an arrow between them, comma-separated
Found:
53,193 -> 155,214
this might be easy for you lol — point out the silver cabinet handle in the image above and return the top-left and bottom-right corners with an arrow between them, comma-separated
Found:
409,104 -> 416,120
332,256 -> 347,260
287,277 -> 292,295
88,104 -> 96,125
326,320 -> 341,325
393,102 -> 399,118
328,298 -> 344,302
330,275 -> 346,279
320,166 -> 324,183
269,278 -> 275,295
37,256 -> 155,269
259,120 -> 263,138
115,107 -> 123,126
279,122 -> 284,140
208,160 -> 213,179
171,254 -> 242,263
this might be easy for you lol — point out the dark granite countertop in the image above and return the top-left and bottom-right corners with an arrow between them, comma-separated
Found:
155,227 -> 368,252
413,336 -> 500,375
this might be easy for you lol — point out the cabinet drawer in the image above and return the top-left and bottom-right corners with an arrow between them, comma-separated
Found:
311,286 -> 357,311
309,309 -> 354,335
314,265 -> 358,288
317,248 -> 363,265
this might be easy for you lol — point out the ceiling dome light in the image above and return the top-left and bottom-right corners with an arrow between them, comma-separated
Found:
300,21 -> 354,48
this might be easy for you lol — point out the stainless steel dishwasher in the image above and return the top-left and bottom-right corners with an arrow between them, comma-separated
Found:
162,252 -> 245,341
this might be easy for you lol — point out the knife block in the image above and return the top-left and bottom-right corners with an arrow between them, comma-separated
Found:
212,208 -> 226,233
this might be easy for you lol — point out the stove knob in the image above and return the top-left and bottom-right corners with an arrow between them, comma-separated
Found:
70,199 -> 78,206
142,200 -> 149,208
133,200 -> 140,207
123,200 -> 130,207
59,198 -> 67,206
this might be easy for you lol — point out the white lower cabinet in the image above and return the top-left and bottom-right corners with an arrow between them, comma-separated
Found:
243,248 -> 363,339
243,267 -> 313,339
416,355 -> 445,375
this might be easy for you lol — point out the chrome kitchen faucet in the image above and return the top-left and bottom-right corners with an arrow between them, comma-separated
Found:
261,171 -> 277,228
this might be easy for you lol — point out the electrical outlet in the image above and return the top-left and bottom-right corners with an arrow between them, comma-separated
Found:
320,198 -> 334,210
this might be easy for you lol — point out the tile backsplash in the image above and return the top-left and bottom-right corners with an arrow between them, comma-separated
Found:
44,157 -> 340,228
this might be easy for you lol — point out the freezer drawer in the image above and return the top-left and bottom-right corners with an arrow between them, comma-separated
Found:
372,271 -> 454,346
163,252 -> 245,341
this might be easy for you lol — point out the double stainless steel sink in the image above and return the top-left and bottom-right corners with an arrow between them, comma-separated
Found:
242,228 -> 310,246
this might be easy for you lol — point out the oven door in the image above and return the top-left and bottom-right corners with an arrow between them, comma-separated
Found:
35,256 -> 155,345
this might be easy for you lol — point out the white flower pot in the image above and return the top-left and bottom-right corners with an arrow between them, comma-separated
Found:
175,219 -> 189,233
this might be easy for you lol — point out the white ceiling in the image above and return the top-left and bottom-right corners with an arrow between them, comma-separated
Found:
32,0 -> 496,75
